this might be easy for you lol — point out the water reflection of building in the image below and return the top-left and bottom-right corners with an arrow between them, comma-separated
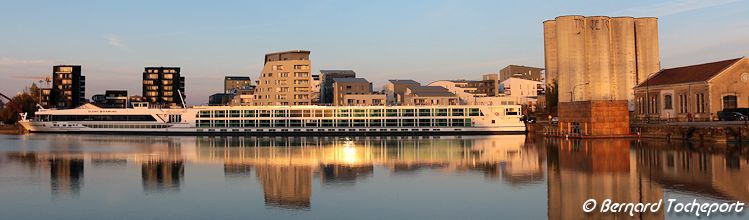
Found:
636,141 -> 749,202
142,160 -> 184,193
255,165 -> 312,209
546,139 -> 664,220
320,164 -> 373,185
49,158 -> 84,197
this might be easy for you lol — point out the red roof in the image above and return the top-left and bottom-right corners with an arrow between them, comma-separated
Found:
636,57 -> 742,87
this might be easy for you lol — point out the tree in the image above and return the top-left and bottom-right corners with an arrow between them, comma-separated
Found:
0,93 -> 38,124
546,79 -> 558,116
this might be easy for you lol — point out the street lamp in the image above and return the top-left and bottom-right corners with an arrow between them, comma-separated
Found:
570,82 -> 589,102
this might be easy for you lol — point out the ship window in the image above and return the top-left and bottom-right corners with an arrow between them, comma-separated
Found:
369,119 -> 382,127
213,110 -> 226,118
418,109 -> 431,117
229,110 -> 241,117
465,118 -> 472,127
451,109 -> 464,116
386,109 -> 398,117
451,119 -> 464,126
337,109 -> 350,117
353,119 -> 366,127
402,119 -> 415,127
418,119 -> 431,127
289,120 -> 302,127
243,110 -> 256,117
321,119 -> 334,127
198,111 -> 211,118
274,110 -> 286,117
258,120 -> 271,127
402,109 -> 415,117
213,120 -> 226,127
289,110 -> 303,117
229,120 -> 241,127
385,119 -> 399,127
243,120 -> 256,127
369,109 -> 382,117
353,109 -> 366,117
259,110 -> 271,117
435,119 -> 448,126
274,120 -> 287,127
305,119 -> 318,127
337,119 -> 350,127
49,115 -> 157,121
468,108 -> 480,116
302,110 -> 313,117
435,109 -> 448,116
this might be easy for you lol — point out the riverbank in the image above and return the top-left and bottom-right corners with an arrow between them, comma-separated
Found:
529,121 -> 749,143
0,124 -> 24,135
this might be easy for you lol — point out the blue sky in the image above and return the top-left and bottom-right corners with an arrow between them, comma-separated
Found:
1,0 -> 747,105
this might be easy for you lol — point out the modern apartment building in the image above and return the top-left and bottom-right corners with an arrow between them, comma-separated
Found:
253,50 -> 313,106
384,80 -> 421,105
319,70 -> 356,105
403,86 -> 459,106
332,78 -> 372,106
92,90 -> 128,108
224,76 -> 252,93
499,65 -> 544,82
142,67 -> 186,107
51,65 -> 86,108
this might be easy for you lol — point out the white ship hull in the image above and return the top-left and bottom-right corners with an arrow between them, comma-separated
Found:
20,105 -> 526,135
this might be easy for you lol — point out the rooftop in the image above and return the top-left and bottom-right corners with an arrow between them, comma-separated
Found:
388,79 -> 420,85
320,70 -> 356,75
408,86 -> 456,97
225,76 -> 251,80
636,57 -> 743,87
333,78 -> 369,83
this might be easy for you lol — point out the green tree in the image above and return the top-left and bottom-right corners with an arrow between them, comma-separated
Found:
546,79 -> 558,116
1,93 -> 38,124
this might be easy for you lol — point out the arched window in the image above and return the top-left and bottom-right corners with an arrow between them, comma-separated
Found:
664,94 -> 673,110
723,95 -> 738,109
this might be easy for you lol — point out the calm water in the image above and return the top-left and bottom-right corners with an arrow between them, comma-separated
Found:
0,134 -> 747,220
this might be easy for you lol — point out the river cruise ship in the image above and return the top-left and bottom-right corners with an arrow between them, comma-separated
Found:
19,104 -> 526,135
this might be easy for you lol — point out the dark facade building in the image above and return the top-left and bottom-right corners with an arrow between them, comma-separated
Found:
319,70 -> 356,105
51,65 -> 86,108
224,76 -> 252,93
142,67 -> 185,107
92,90 -> 128,108
209,93 -> 235,105
499,65 -> 544,82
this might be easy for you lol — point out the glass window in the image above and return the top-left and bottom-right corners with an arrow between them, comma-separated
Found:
259,110 -> 271,117
465,118 -> 472,127
723,95 -> 738,109
229,120 -> 241,127
418,109 -> 431,117
451,119 -> 464,127
402,119 -> 415,127
418,119 -> 431,127
386,109 -> 398,117
369,109 -> 382,117
402,109 -> 415,117
469,108 -> 480,116
323,110 -> 334,117
353,109 -> 366,117
243,110 -> 256,117
197,120 -> 211,127
435,108 -> 448,116
274,120 -> 287,127
258,120 -> 271,127
337,109 -> 350,117
274,110 -> 286,117
305,119 -> 318,127
353,119 -> 366,127
213,120 -> 226,127
243,120 -> 256,127
664,95 -> 673,110
451,108 -> 464,116
385,119 -> 399,127
321,119 -> 334,127
213,110 -> 226,118
289,110 -> 303,117
198,111 -> 211,118
289,120 -> 302,127
337,119 -> 350,127
229,110 -> 241,117
369,119 -> 382,127
435,119 -> 448,127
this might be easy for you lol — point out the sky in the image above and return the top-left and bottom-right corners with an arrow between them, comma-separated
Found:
1,0 -> 748,105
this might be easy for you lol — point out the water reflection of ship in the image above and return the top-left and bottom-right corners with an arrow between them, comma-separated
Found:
198,135 -> 544,209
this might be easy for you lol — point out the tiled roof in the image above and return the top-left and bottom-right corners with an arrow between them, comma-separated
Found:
636,57 -> 742,87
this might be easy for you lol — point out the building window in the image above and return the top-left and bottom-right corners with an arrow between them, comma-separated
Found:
664,94 -> 673,110
723,95 -> 738,109
696,93 -> 706,113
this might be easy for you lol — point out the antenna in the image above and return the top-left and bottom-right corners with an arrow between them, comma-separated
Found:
177,90 -> 186,108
